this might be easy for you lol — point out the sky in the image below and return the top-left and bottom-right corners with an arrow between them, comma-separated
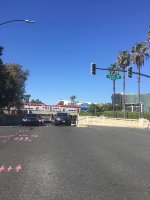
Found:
0,0 -> 150,105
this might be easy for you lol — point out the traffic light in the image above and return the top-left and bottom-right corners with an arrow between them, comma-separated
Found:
127,66 -> 132,78
91,63 -> 96,75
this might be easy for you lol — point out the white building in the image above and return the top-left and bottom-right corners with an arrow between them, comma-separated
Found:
57,99 -> 71,105
22,103 -> 80,114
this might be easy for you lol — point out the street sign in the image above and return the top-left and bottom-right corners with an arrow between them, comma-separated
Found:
106,74 -> 121,79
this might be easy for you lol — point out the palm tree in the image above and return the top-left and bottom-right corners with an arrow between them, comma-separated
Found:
147,26 -> 150,61
116,50 -> 131,118
108,63 -> 119,74
70,95 -> 76,105
131,42 -> 149,118
147,25 -> 150,46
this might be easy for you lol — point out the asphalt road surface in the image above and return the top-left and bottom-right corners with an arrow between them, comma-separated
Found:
0,124 -> 150,200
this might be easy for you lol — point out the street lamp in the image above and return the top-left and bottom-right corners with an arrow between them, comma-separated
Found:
0,19 -> 35,26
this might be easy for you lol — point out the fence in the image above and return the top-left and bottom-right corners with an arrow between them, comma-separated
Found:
77,116 -> 150,129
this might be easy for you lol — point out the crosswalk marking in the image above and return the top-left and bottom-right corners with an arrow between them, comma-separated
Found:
7,166 -> 13,172
0,166 -> 5,172
0,165 -> 22,173
15,165 -> 22,172
0,132 -> 38,143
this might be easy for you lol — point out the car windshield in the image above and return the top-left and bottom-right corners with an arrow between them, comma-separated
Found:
26,114 -> 38,117
57,113 -> 68,117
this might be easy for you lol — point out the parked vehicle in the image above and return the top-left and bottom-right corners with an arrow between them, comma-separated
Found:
22,114 -> 44,126
40,114 -> 52,123
51,112 -> 71,126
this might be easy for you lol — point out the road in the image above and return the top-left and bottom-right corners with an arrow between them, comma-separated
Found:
0,124 -> 150,200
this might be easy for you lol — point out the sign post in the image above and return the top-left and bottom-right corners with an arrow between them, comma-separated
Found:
106,73 -> 121,118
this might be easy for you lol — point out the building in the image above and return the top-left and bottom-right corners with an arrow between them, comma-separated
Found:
22,103 -> 51,112
57,99 -> 94,111
22,103 -> 80,114
111,93 -> 122,108
125,93 -> 150,112
57,99 -> 71,106
112,93 -> 150,112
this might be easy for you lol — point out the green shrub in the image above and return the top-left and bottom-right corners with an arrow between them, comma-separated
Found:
143,112 -> 150,120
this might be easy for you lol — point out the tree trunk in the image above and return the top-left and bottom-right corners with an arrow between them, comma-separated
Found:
138,65 -> 141,118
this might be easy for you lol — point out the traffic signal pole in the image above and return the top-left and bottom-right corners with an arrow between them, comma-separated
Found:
91,64 -> 150,79
95,67 -> 150,78
91,64 -> 150,119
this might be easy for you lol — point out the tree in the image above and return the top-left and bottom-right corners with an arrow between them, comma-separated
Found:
88,103 -> 100,115
88,103 -> 113,115
23,94 -> 31,102
101,103 -> 113,111
131,42 -> 149,118
0,47 -> 29,110
116,50 -> 131,118
0,47 -> 11,108
147,25 -> 150,46
70,95 -> 76,105
147,26 -> 150,59
0,46 -> 3,65
31,99 -> 44,104
4,63 -> 29,111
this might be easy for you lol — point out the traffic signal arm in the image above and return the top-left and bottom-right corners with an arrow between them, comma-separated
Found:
90,65 -> 150,78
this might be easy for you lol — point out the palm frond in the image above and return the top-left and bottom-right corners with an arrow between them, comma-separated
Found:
108,63 -> 119,74
131,42 -> 149,67
116,50 -> 131,68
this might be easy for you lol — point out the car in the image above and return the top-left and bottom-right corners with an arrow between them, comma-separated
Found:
40,114 -> 52,123
52,112 -> 71,126
22,113 -> 44,126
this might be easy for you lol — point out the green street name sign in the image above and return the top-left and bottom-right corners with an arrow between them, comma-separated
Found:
106,74 -> 121,80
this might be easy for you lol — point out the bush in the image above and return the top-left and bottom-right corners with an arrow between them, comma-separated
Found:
103,111 -> 114,118
143,112 -> 150,120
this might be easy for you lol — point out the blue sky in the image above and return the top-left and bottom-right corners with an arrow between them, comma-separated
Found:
1,0 -> 150,104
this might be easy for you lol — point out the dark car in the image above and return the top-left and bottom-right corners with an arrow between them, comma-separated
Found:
22,113 -> 44,126
52,112 -> 71,126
